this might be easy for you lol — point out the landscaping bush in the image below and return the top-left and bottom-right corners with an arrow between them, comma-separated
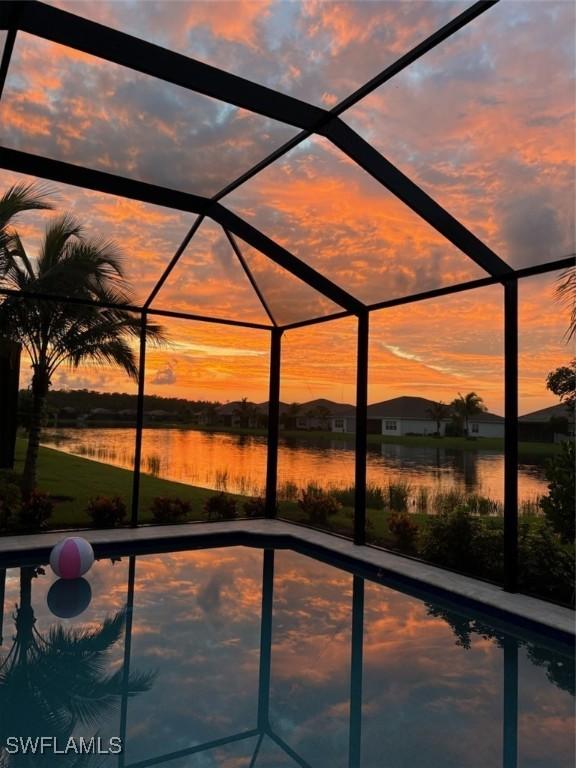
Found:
204,493 -> 237,521
539,441 -> 575,544
19,491 -> 53,531
519,519 -> 575,606
0,471 -> 22,532
86,495 -> 127,528
388,512 -> 419,555
298,486 -> 341,526
150,496 -> 191,524
421,507 -> 483,574
243,496 -> 269,517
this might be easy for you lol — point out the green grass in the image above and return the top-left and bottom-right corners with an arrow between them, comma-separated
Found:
14,439 -> 226,529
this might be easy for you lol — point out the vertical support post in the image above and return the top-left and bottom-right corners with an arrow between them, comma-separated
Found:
0,568 -> 5,645
348,575 -> 364,768
504,281 -> 518,591
265,328 -> 282,518
503,637 -> 518,768
258,549 -> 274,732
131,312 -> 147,528
354,311 -> 369,545
118,555 -> 136,768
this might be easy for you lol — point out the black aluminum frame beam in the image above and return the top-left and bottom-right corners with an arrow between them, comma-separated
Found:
0,286 -> 272,330
0,1 -> 512,296
0,27 -> 15,100
280,254 -> 576,331
325,119 -> 512,279
0,1 -> 324,130
145,215 -> 204,309
224,229 -> 278,327
211,1 -> 499,204
0,147 -> 362,314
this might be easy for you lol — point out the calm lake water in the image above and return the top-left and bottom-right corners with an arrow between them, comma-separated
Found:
40,427 -> 549,505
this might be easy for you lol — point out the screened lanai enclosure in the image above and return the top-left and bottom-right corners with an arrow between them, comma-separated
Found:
0,0 -> 574,606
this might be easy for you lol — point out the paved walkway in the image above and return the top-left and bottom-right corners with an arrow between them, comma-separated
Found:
0,519 -> 573,638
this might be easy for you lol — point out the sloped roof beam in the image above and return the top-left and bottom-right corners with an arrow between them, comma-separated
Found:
0,147 -> 362,314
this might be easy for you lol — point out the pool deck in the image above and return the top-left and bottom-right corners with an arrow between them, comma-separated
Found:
0,519 -> 573,640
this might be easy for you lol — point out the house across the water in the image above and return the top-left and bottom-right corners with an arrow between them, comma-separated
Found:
367,396 -> 504,438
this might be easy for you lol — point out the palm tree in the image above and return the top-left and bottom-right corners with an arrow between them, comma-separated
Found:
426,401 -> 449,436
0,567 -> 154,767
0,213 -> 165,497
555,263 -> 576,341
0,184 -> 52,256
281,402 -> 301,429
451,392 -> 487,438
201,402 -> 219,427
307,404 -> 332,431
234,397 -> 258,428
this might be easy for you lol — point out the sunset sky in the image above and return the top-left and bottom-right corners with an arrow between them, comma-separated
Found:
1,0 -> 574,414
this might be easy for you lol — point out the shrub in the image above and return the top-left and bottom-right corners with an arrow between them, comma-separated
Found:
243,497 -> 269,517
150,496 -> 191,524
87,496 -> 127,528
0,471 -> 22,532
539,441 -> 575,544
388,512 -> 419,555
421,507 -> 483,574
388,481 -> 411,512
19,491 -> 53,531
298,486 -> 341,526
204,493 -> 237,521
518,520 -> 575,606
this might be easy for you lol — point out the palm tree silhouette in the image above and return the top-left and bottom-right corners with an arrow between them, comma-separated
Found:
451,392 -> 487,438
0,567 -> 154,767
426,401 -> 449,436
555,263 -> 576,342
0,200 -> 166,496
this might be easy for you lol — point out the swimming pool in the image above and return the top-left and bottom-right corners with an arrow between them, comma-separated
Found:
0,545 -> 573,767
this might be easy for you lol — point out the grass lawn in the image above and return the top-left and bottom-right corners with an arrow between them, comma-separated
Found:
14,439 -> 226,529
12,439 -> 395,535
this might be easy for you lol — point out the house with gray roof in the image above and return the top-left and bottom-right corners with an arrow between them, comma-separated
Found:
367,396 -> 504,438
519,402 -> 574,442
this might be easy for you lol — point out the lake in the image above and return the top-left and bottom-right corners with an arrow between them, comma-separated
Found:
40,427 -> 549,507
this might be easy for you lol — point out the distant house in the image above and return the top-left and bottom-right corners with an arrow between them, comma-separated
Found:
86,407 -> 116,421
519,402 -> 574,443
215,401 -> 284,429
147,409 -> 171,422
294,399 -> 356,433
367,396 -> 504,438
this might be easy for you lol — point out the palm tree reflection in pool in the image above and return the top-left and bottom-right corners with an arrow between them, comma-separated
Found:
0,567 -> 155,767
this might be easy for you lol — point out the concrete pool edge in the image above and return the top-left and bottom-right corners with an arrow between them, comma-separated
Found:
0,519 -> 573,640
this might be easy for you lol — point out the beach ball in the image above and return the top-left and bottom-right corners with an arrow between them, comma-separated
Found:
49,537 -> 94,579
47,578 -> 92,618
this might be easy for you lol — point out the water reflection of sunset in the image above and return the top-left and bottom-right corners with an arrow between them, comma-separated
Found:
1,546 -> 573,767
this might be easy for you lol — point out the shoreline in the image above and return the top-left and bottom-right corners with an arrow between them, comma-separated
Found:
35,424 -> 560,456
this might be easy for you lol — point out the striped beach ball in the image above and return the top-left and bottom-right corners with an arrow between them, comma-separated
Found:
49,537 -> 94,580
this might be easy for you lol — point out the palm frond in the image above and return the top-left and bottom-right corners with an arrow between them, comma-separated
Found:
0,183 -> 53,231
555,264 -> 576,341
38,214 -> 83,275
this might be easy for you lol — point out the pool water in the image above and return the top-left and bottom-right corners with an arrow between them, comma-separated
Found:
0,546 -> 573,768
